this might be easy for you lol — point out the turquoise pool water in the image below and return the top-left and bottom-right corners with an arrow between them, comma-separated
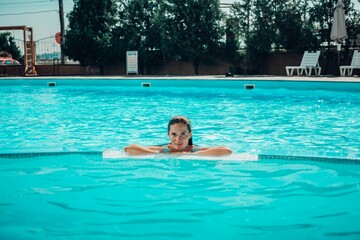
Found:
1,153 -> 360,239
0,79 -> 359,159
0,79 -> 360,239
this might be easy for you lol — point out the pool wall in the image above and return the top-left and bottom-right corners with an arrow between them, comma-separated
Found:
1,78 -> 360,92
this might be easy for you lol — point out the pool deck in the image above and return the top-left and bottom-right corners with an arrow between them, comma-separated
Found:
1,75 -> 360,83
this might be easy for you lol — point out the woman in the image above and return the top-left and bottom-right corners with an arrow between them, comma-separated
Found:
124,116 -> 232,156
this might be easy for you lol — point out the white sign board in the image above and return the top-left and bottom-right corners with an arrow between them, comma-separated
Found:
126,51 -> 138,74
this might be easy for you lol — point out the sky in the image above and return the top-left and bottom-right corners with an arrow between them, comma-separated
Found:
0,0 -> 74,40
1,0 -> 359,41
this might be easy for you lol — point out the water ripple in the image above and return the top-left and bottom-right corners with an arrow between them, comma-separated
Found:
1,86 -> 360,158
47,201 -> 160,216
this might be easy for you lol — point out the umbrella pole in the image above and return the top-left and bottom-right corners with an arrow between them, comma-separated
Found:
337,43 -> 341,75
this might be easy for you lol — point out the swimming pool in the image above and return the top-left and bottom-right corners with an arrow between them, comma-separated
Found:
1,78 -> 360,239
1,78 -> 359,159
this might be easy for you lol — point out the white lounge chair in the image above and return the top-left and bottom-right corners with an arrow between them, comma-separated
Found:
340,50 -> 360,76
285,51 -> 321,76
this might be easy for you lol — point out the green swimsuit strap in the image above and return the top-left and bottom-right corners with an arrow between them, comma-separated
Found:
163,145 -> 170,153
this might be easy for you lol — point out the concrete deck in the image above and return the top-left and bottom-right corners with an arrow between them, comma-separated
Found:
1,75 -> 360,83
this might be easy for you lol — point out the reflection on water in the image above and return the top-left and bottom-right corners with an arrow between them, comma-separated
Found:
0,154 -> 360,239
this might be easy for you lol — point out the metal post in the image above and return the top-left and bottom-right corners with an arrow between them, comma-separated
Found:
58,0 -> 65,64
337,43 -> 341,66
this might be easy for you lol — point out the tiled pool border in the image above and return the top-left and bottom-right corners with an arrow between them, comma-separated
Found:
0,151 -> 359,165
257,154 -> 360,165
0,152 -> 102,158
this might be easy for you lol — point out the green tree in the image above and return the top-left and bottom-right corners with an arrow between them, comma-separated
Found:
229,0 -> 276,73
113,0 -> 162,74
64,0 -> 117,74
273,0 -> 319,52
228,0 -> 320,73
228,0 -> 251,49
160,0 -> 225,74
244,0 -> 276,72
0,32 -> 22,62
345,1 -> 360,49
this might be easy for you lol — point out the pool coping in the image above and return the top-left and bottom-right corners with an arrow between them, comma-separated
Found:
1,75 -> 360,83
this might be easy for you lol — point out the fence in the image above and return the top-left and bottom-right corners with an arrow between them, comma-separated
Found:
13,36 -> 61,64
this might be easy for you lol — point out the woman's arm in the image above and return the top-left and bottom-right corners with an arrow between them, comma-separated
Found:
124,144 -> 163,155
193,146 -> 232,156
124,145 -> 232,156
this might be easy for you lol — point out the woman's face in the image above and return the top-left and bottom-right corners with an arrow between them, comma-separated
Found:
168,123 -> 192,151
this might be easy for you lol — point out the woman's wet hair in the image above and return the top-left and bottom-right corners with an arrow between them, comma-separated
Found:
168,116 -> 193,145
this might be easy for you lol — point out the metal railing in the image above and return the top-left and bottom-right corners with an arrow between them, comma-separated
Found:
14,36 -> 61,64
